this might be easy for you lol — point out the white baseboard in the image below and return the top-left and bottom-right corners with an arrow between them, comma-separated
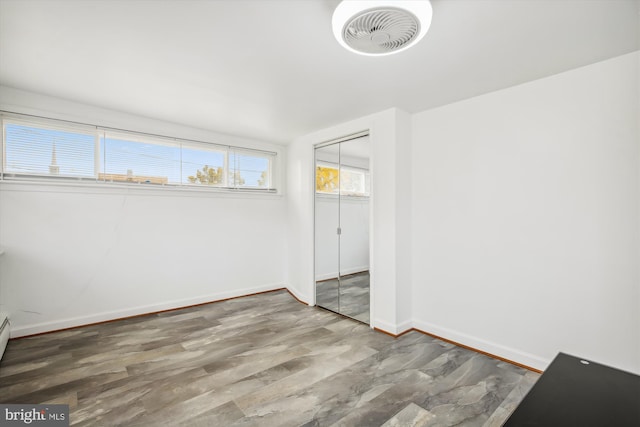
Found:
372,317 -> 549,370
7,285 -> 549,371
373,318 -> 412,336
371,319 -> 404,335
285,285 -> 311,306
315,266 -> 369,282
412,319 -> 549,371
396,319 -> 413,335
372,319 -> 396,334
10,283 -> 285,338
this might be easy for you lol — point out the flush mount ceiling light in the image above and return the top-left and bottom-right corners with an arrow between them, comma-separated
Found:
332,0 -> 432,56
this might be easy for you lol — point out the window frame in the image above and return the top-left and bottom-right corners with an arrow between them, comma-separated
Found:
0,112 -> 278,193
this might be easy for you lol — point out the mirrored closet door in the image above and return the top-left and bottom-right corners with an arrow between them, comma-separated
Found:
314,135 -> 370,324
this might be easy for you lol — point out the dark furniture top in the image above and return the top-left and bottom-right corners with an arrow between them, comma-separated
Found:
503,352 -> 640,426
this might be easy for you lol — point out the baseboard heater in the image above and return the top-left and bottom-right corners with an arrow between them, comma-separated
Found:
0,313 -> 9,361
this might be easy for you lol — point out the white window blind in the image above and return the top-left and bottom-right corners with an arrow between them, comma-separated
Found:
1,113 -> 277,191
4,121 -> 95,178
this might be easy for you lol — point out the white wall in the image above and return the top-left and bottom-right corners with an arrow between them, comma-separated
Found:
0,87 -> 287,337
411,52 -> 639,373
286,109 -> 413,333
394,110 -> 413,331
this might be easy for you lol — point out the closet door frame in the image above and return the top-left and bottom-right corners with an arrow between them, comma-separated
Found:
313,130 -> 371,323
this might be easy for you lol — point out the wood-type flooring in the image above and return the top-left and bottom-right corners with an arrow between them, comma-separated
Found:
0,290 -> 539,426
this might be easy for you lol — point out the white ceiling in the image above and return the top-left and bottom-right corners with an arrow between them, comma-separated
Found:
0,0 -> 638,145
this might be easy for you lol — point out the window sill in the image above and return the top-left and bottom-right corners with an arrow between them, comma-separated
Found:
0,178 -> 283,199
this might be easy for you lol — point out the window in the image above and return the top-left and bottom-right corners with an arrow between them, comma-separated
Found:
101,133 -> 181,185
4,122 -> 95,178
1,114 -> 276,191
316,162 -> 369,197
183,143 -> 227,187
229,150 -> 272,189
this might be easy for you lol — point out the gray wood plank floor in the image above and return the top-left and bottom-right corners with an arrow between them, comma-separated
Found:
0,290 -> 539,426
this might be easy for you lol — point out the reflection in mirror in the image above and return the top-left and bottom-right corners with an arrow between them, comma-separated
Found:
315,144 -> 340,313
314,135 -> 370,324
338,136 -> 369,323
